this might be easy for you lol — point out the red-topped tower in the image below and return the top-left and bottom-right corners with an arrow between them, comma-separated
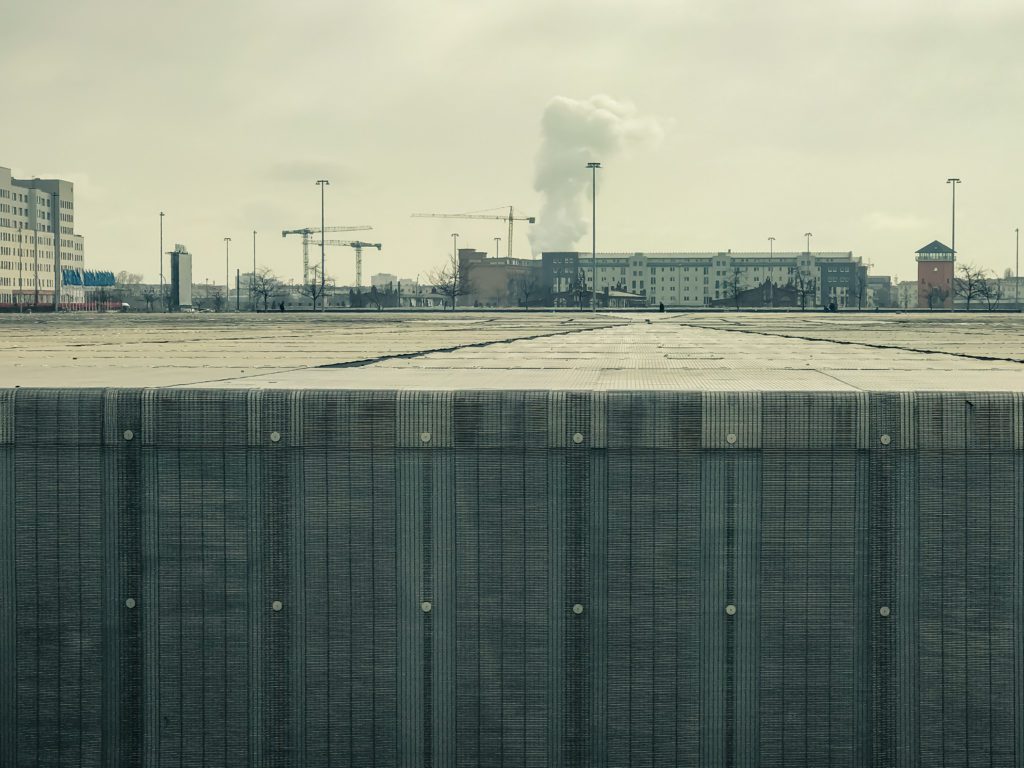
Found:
916,240 -> 954,308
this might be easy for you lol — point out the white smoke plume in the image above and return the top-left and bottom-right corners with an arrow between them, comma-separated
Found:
529,95 -> 663,254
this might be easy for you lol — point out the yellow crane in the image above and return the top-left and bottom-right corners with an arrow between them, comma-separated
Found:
310,239 -> 382,287
282,225 -> 372,283
411,206 -> 535,258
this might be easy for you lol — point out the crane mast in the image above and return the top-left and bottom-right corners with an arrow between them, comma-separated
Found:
310,240 -> 382,287
282,225 -> 372,283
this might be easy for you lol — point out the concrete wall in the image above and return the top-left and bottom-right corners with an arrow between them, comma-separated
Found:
1,388 -> 1022,766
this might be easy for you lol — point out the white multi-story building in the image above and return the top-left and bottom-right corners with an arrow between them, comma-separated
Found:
545,250 -> 866,308
0,165 -> 86,307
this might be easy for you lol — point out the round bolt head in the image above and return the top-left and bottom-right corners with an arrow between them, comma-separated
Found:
880,434 -> 891,446
125,597 -> 136,609
572,603 -> 584,614
572,432 -> 584,445
270,431 -> 281,443
726,433 -> 737,445
420,431 -> 431,443
421,600 -> 432,613
123,429 -> 134,441
725,604 -> 737,616
879,606 -> 891,617
271,600 -> 283,612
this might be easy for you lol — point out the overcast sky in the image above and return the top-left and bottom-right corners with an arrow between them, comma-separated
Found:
3,0 -> 1023,285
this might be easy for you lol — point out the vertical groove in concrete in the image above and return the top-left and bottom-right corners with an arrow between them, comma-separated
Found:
431,392 -> 456,768
734,450 -> 760,768
588,430 -> 608,768
396,393 -> 425,768
139,389 -> 160,766
245,390 -> 264,768
546,392 -> 566,768
895,424 -> 920,767
0,390 -> 15,767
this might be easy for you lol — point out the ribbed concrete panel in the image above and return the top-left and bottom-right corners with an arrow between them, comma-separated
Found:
1,387 -> 1023,766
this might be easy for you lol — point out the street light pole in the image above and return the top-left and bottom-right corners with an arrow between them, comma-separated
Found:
224,237 -> 231,312
159,212 -> 165,311
451,233 -> 459,310
1016,227 -> 1020,310
947,178 -> 961,262
587,161 -> 601,312
768,236 -> 776,308
494,237 -> 501,259
315,179 -> 329,310
804,232 -> 812,255
252,230 -> 257,312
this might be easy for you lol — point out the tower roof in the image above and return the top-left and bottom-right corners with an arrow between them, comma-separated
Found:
916,240 -> 953,254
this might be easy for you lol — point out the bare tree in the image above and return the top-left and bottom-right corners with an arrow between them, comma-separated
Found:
251,267 -> 281,311
723,267 -> 743,309
792,268 -> 818,311
297,265 -> 334,309
927,286 -> 949,310
427,251 -> 470,310
979,277 -> 1003,310
142,288 -> 157,312
954,263 -> 988,310
210,286 -> 225,312
511,272 -> 541,309
569,268 -> 590,310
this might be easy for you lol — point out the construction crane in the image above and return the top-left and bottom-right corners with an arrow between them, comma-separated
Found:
282,225 -> 372,283
411,206 -> 535,258
310,240 -> 382,287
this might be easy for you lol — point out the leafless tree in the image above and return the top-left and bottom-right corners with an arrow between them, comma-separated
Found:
794,273 -> 818,310
297,265 -> 334,309
954,263 -> 988,310
569,268 -> 590,310
979,277 -> 1003,310
511,272 -> 541,309
251,267 -> 281,311
209,286 -> 225,312
927,286 -> 949,310
723,267 -> 743,309
427,251 -> 470,310
142,288 -> 157,312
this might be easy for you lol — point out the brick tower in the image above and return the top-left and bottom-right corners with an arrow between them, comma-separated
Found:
916,240 -> 954,308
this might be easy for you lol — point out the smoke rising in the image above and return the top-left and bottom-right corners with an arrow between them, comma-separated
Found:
529,95 -> 663,254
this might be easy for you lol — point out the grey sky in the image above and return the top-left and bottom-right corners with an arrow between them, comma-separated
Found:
3,0 -> 1022,285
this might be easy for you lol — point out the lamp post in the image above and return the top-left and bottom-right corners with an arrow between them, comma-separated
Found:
315,179 -> 329,310
252,230 -> 257,312
494,237 -> 501,259
947,178 -> 960,262
159,212 -> 165,311
804,232 -> 812,255
1016,227 -> 1020,310
587,161 -> 601,312
451,232 -> 459,310
223,237 -> 231,312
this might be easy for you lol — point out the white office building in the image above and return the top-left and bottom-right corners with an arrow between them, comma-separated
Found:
0,165 -> 86,307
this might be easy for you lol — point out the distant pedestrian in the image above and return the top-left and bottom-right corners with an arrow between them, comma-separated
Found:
279,301 -> 285,312
659,302 -> 665,312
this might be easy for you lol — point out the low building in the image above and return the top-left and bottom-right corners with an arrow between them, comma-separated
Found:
459,249 -> 543,307
542,250 -> 866,308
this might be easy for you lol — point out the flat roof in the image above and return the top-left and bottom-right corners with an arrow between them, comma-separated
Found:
1,311 -> 1023,392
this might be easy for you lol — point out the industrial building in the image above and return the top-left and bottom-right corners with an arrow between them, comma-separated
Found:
0,165 -> 86,308
542,250 -> 869,308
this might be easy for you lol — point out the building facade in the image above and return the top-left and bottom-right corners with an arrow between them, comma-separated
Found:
0,165 -> 86,307
916,240 -> 954,308
542,250 -> 866,308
